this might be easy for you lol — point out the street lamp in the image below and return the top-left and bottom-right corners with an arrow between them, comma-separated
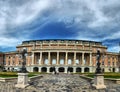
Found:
95,50 -> 102,74
18,48 -> 28,73
92,50 -> 106,89
15,48 -> 29,88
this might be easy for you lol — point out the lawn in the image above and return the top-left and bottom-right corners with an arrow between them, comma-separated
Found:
0,72 -> 41,78
85,72 -> 120,79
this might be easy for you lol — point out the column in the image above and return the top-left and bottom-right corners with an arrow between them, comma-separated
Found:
56,67 -> 59,73
39,67 -> 41,72
82,52 -> 84,66
48,52 -> 51,65
32,52 -> 34,65
65,52 -> 68,65
81,67 -> 84,73
74,52 -> 76,65
57,52 -> 59,65
89,53 -> 92,66
39,52 -> 42,65
64,67 -> 67,73
73,67 -> 76,73
47,67 -> 50,73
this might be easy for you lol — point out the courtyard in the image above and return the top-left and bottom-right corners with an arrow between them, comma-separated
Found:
0,73 -> 120,92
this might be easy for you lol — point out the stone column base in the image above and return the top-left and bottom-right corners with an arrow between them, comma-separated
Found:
15,73 -> 29,88
92,74 -> 106,89
92,84 -> 106,89
15,84 -> 29,88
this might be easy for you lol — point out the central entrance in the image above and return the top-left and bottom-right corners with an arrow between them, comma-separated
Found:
58,67 -> 65,72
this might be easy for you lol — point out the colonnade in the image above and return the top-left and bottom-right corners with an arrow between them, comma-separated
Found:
31,51 -> 92,66
32,66 -> 91,73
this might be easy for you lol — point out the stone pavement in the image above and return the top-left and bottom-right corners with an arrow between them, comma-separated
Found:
0,73 -> 120,92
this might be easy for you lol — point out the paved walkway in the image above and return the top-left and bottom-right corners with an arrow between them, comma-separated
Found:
27,73 -> 120,92
0,73 -> 120,92
29,73 -> 91,92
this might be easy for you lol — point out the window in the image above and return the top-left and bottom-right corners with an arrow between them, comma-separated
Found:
60,59 -> 64,64
108,61 -> 110,65
52,59 -> 56,64
45,59 -> 48,64
19,61 -> 21,65
112,62 -> 114,66
68,59 -> 72,64
76,41 -> 79,44
13,56 -> 15,58
102,61 -> 104,65
8,56 -> 11,59
12,61 -> 15,65
8,61 -> 10,65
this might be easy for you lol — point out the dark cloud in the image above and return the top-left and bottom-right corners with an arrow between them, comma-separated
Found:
0,0 -> 120,52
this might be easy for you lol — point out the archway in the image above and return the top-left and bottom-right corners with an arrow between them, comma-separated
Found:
67,67 -> 73,72
33,67 -> 39,72
7,67 -> 10,71
112,68 -> 115,72
76,67 -> 81,72
41,67 -> 47,72
58,67 -> 65,72
50,67 -> 56,72
84,67 -> 89,72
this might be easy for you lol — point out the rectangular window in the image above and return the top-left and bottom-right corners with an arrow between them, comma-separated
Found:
108,61 -> 110,65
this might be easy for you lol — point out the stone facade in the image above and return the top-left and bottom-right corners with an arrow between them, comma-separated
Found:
1,39 -> 119,73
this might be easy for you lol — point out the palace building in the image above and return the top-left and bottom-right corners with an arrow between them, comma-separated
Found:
1,39 -> 119,73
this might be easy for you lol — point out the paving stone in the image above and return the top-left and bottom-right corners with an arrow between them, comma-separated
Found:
0,74 -> 119,92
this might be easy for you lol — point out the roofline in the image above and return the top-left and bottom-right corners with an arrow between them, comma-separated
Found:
22,39 -> 102,43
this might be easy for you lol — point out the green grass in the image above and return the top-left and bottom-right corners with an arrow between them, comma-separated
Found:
85,72 -> 120,79
0,72 -> 40,78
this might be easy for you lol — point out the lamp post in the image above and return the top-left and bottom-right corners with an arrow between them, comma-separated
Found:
95,50 -> 102,74
92,50 -> 106,89
15,48 -> 29,88
19,48 -> 28,73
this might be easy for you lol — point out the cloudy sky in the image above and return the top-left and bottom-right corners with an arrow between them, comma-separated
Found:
0,0 -> 120,52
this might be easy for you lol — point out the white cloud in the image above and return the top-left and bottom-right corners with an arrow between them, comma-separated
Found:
108,45 -> 120,53
0,0 -> 51,48
0,0 -> 120,52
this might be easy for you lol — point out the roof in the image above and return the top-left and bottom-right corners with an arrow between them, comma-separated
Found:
22,39 -> 102,44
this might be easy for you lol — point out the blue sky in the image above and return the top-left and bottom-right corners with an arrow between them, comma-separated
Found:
0,0 -> 120,52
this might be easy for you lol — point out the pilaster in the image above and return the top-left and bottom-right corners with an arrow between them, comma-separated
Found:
39,52 -> 42,65
57,52 -> 59,65
82,52 -> 85,66
65,52 -> 68,65
32,52 -> 34,65
89,52 -> 92,66
48,52 -> 51,65
74,52 -> 76,65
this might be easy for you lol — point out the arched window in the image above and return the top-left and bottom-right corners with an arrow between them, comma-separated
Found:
19,61 -> 21,65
